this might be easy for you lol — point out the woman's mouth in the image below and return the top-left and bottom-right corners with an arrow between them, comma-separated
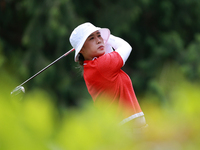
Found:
98,45 -> 104,50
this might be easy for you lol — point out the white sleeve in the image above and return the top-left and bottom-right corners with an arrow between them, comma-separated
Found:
106,34 -> 132,65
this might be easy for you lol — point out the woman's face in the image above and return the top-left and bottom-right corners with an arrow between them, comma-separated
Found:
80,31 -> 105,60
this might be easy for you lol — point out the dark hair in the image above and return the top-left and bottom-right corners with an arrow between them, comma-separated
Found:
78,53 -> 85,66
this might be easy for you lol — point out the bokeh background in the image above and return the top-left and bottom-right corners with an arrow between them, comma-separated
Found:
1,0 -> 200,149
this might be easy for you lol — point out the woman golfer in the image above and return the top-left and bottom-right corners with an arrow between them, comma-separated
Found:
70,22 -> 147,128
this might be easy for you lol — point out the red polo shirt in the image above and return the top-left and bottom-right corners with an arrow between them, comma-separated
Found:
83,51 -> 143,119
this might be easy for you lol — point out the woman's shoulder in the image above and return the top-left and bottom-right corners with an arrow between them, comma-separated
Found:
84,52 -> 123,67
96,52 -> 123,71
99,51 -> 122,61
83,52 -> 124,79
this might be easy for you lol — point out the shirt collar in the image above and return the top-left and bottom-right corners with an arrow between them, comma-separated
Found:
83,57 -> 97,65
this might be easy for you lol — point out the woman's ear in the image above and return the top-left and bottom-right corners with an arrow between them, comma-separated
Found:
79,48 -> 84,54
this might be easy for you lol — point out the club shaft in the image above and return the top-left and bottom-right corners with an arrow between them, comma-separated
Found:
19,48 -> 75,87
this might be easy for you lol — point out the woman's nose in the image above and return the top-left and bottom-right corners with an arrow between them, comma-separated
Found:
97,38 -> 102,44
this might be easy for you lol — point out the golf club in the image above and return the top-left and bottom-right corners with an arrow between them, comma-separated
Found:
11,48 -> 75,95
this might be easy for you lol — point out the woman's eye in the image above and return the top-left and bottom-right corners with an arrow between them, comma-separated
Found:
90,37 -> 94,40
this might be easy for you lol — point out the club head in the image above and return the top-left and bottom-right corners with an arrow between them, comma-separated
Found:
11,86 -> 25,96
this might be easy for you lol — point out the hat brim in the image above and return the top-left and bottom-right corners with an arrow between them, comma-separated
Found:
74,28 -> 110,62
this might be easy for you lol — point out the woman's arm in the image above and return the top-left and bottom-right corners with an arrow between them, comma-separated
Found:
106,34 -> 132,65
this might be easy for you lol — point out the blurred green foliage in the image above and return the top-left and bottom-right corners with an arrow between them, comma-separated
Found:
0,65 -> 200,150
1,0 -> 200,107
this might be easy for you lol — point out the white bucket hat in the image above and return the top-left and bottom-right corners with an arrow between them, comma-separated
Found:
69,22 -> 110,62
